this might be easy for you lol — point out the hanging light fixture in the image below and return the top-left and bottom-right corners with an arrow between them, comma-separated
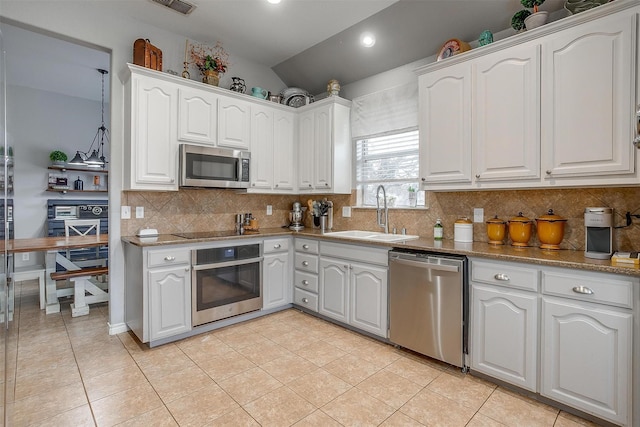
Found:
69,69 -> 109,168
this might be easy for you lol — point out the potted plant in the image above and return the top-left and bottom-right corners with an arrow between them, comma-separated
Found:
513,0 -> 548,31
408,185 -> 417,207
189,41 -> 230,86
49,150 -> 68,166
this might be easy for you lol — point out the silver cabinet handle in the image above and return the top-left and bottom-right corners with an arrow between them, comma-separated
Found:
475,174 -> 480,179
308,184 -> 312,188
421,177 -> 426,181
275,184 -> 279,188
572,286 -> 594,295
164,256 -> 175,261
273,244 -> 281,249
302,244 -> 309,249
302,261 -> 309,266
302,298 -> 309,303
302,280 -> 309,286
185,267 -> 190,271
494,273 -> 510,281
325,183 -> 329,186
546,170 -> 552,175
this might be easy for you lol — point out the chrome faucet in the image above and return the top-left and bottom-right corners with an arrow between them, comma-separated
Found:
376,185 -> 389,234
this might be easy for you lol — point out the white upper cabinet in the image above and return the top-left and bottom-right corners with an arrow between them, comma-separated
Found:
419,62 -> 472,186
416,2 -> 639,190
218,97 -> 251,150
273,110 -> 296,190
473,43 -> 541,183
125,67 -> 179,191
297,97 -> 352,194
178,87 -> 218,146
250,105 -> 275,189
541,10 -> 636,181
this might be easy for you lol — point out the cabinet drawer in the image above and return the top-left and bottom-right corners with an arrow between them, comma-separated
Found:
148,248 -> 190,268
542,269 -> 635,308
471,259 -> 539,292
295,238 -> 319,254
294,271 -> 318,293
295,253 -> 318,273
294,287 -> 318,312
263,238 -> 290,254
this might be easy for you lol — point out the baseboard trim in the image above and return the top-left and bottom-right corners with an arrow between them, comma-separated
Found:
108,322 -> 128,335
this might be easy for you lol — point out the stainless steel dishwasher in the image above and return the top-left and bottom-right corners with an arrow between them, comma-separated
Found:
389,250 -> 468,370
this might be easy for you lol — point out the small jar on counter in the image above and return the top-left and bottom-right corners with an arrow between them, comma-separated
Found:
454,217 -> 473,243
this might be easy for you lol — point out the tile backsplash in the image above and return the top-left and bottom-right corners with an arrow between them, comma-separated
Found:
122,186 -> 640,252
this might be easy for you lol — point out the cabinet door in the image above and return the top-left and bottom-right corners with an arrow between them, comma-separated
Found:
319,257 -> 349,323
313,105 -> 333,190
218,96 -> 251,149
471,284 -> 538,392
419,63 -> 472,185
474,43 -> 541,182
250,105 -> 274,189
350,263 -> 387,338
148,265 -> 191,341
541,297 -> 632,425
132,76 -> 178,190
298,110 -> 315,191
263,252 -> 291,310
273,110 -> 295,190
178,88 -> 217,145
541,12 -> 636,179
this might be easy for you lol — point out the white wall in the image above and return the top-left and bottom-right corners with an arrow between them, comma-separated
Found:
1,0 -> 286,333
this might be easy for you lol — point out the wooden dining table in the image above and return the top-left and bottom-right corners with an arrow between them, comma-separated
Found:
3,234 -> 108,314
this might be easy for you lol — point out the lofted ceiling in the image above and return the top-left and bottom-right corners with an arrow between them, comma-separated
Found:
1,0 -> 569,99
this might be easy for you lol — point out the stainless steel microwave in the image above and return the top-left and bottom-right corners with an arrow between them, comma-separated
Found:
179,144 -> 250,189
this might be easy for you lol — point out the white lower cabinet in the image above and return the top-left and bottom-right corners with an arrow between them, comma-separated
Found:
148,264 -> 191,341
124,243 -> 191,344
471,283 -> 538,392
319,242 -> 388,338
470,257 -> 637,426
262,238 -> 292,310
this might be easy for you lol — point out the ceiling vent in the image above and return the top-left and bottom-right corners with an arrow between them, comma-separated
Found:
149,0 -> 196,15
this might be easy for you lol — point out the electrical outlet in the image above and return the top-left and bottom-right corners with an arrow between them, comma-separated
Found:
342,206 -> 352,218
473,207 -> 484,223
266,205 -> 273,215
22,253 -> 29,261
121,206 -> 131,219
136,206 -> 144,219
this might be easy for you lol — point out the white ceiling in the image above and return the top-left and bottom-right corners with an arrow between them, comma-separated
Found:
1,0 -> 569,99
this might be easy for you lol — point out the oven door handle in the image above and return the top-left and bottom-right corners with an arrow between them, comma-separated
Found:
193,256 -> 263,270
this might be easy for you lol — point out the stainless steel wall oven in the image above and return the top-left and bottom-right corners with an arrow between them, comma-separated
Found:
192,243 -> 262,326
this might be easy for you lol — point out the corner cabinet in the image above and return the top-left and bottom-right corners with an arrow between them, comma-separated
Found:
297,97 -> 352,194
416,1 -> 639,190
123,243 -> 192,345
124,65 -> 179,191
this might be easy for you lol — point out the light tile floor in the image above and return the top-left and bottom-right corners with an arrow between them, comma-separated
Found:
6,279 -> 603,426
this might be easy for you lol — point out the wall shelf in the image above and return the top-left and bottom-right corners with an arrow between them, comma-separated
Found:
48,166 -> 108,174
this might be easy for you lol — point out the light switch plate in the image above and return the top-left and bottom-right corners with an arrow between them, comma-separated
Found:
136,206 -> 144,219
342,206 -> 352,218
266,205 -> 272,215
121,206 -> 131,219
473,207 -> 484,223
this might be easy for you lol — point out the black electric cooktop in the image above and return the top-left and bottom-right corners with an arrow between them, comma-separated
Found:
172,231 -> 246,239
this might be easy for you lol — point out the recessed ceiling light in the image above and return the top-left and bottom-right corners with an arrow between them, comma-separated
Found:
360,32 -> 376,48
267,0 -> 281,4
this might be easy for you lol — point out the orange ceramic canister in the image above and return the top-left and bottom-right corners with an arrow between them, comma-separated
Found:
486,215 -> 507,245
508,212 -> 533,247
535,209 -> 567,250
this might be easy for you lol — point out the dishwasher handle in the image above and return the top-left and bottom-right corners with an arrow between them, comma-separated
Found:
390,256 -> 460,273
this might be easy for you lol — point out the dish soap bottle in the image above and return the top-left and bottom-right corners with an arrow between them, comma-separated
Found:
434,219 -> 443,240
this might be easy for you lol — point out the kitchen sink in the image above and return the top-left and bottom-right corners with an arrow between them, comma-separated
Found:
323,230 -> 419,243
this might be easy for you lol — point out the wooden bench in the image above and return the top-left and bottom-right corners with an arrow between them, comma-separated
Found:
51,266 -> 109,317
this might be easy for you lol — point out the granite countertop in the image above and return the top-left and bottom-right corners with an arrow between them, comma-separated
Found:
121,228 -> 640,278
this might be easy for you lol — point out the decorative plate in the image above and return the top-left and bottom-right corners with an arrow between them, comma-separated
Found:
436,38 -> 471,61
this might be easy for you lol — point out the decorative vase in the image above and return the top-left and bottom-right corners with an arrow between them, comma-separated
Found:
524,11 -> 549,30
229,77 -> 246,93
202,69 -> 220,86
